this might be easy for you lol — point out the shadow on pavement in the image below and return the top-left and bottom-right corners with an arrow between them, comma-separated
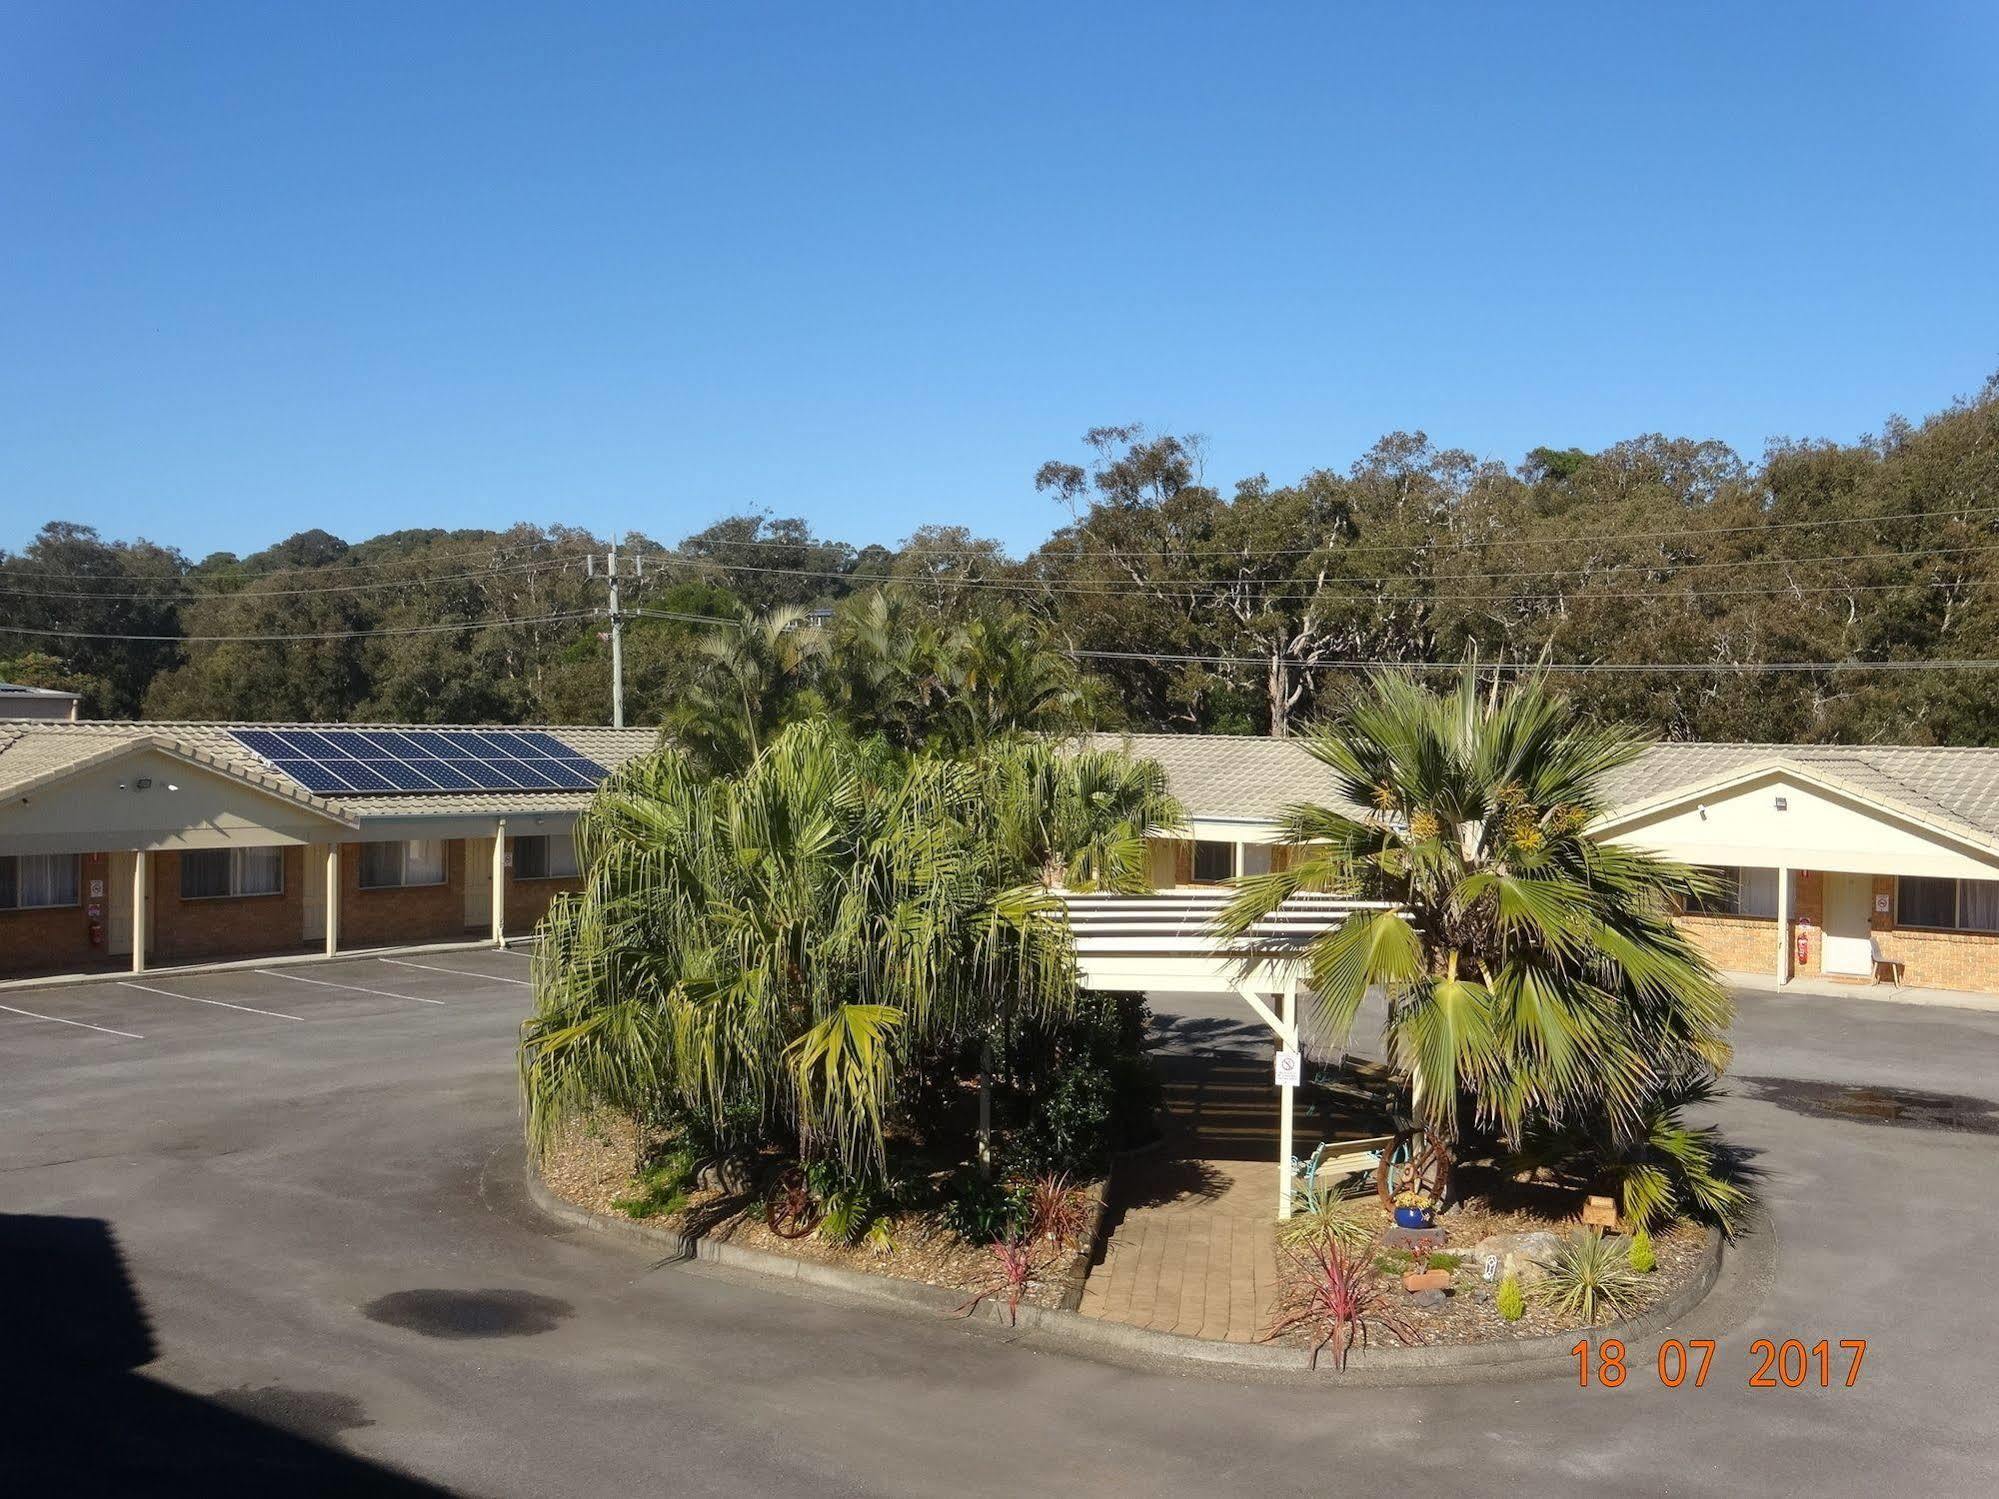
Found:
1,1211 -> 456,1498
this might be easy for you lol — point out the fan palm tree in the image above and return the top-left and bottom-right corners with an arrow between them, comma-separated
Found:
519,719 -> 1179,1179
1218,665 -> 1732,1157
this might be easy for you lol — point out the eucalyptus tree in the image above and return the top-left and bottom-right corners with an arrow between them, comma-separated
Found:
518,719 -> 1178,1179
1217,665 -> 1739,1218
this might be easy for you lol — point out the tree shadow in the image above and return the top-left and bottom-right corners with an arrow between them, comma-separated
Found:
1,1212 -> 457,1498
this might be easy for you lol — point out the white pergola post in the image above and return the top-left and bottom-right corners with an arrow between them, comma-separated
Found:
130,849 -> 148,974
491,818 -> 507,947
1277,976 -> 1298,1221
323,843 -> 341,955
1776,864 -> 1791,984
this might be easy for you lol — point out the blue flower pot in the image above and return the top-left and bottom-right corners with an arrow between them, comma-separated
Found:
1393,1206 -> 1433,1229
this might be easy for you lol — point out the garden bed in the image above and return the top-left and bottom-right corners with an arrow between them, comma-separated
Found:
537,1113 -> 1104,1312
1274,1201 -> 1712,1351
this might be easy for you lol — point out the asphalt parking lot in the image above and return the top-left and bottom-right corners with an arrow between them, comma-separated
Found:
4,960 -> 1997,1497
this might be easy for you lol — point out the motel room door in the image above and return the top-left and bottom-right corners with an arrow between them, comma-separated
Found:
1821,872 -> 1875,977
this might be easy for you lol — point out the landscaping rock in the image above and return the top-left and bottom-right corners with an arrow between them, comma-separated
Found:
1382,1225 -> 1447,1254
1470,1231 -> 1561,1268
1407,1287 -> 1448,1309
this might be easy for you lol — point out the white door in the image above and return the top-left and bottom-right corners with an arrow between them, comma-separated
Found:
1821,873 -> 1875,977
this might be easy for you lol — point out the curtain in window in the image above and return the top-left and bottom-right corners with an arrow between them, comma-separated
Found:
360,842 -> 402,889
1736,867 -> 1779,918
180,850 -> 233,899
238,847 -> 283,895
549,834 -> 580,879
1958,880 -> 1999,933
514,836 -> 548,880
404,840 -> 446,885
14,854 -> 78,908
1192,841 -> 1235,883
1898,876 -> 1957,929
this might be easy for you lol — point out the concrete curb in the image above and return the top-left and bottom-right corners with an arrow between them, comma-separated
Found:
524,1152 -> 1740,1384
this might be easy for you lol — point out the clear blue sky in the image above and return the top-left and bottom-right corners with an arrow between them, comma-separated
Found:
3,1 -> 1995,561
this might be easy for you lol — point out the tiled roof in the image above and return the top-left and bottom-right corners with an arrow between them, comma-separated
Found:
1086,732 -> 1352,822
1092,731 -> 1999,848
0,721 -> 663,821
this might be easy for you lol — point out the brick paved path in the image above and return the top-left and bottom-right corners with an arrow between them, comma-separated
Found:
1078,1006 -> 1389,1341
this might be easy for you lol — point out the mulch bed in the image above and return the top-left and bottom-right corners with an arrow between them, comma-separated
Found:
536,1113 -> 1086,1310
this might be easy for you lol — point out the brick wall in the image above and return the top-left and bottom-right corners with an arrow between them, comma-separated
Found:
1870,873 -> 1999,994
152,846 -> 307,962
340,840 -> 468,948
0,851 -> 105,977
1678,912 -> 1780,977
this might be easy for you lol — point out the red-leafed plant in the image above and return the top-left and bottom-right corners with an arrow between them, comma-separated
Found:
1265,1238 -> 1418,1370
957,1237 -> 1042,1326
1026,1172 -> 1089,1251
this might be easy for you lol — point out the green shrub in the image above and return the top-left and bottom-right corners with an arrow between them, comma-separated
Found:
1538,1230 -> 1645,1325
1425,1251 -> 1463,1272
1496,1273 -> 1526,1322
941,1170 -> 1031,1243
1629,1226 -> 1656,1274
1277,1197 -> 1378,1255
1011,1064 -> 1118,1176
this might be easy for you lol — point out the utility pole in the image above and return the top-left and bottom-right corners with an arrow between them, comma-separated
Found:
590,537 -> 639,728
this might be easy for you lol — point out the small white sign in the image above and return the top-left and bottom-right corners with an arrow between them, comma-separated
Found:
88,879 -> 105,899
1874,892 -> 1891,914
1274,1049 -> 1302,1088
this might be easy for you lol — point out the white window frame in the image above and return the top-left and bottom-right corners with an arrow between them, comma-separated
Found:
0,853 -> 81,911
1191,840 -> 1238,884
179,847 -> 285,901
359,839 -> 449,890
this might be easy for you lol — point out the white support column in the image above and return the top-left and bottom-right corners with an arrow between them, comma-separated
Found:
1277,976 -> 1298,1221
131,849 -> 148,974
491,818 -> 507,947
324,844 -> 340,956
1776,864 -> 1792,984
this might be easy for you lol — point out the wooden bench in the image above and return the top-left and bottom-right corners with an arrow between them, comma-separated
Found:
1294,1133 -> 1400,1207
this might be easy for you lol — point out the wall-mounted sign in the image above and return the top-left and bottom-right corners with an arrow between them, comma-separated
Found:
1273,1049 -> 1301,1089
1875,892 -> 1892,914
88,879 -> 104,899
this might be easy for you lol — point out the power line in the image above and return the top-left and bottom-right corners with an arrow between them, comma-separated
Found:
1064,647 -> 1999,674
0,611 -> 601,644
0,554 -> 586,603
665,498 -> 1999,562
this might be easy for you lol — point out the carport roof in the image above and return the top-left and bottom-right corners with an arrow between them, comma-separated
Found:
0,720 -> 662,821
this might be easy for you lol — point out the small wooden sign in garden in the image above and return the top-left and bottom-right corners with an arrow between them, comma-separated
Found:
1581,1195 -> 1620,1232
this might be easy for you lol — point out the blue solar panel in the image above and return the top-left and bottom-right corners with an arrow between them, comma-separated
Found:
269,758 -> 353,793
231,727 -> 610,799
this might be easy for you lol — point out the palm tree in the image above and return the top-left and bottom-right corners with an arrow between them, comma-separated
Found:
1218,666 -> 1732,1161
666,606 -> 827,773
518,719 -> 1179,1179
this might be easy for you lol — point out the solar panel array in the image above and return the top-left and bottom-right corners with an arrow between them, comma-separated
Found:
227,728 -> 609,796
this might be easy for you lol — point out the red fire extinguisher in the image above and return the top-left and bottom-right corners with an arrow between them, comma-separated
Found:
1795,930 -> 1809,965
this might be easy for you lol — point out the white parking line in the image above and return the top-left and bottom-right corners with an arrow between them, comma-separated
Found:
379,957 -> 530,986
0,1001 -> 143,1040
120,980 -> 302,1022
263,970 -> 446,1005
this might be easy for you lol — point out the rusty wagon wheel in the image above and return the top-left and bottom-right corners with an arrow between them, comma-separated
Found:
763,1164 -> 822,1240
1374,1129 -> 1454,1211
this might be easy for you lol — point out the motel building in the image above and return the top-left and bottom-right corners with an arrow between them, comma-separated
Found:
1096,732 -> 1999,999
0,717 -> 658,982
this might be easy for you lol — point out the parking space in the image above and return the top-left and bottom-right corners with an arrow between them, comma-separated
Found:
0,947 -> 536,1053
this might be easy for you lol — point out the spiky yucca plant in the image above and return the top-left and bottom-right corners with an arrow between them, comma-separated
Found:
1218,664 -> 1733,1157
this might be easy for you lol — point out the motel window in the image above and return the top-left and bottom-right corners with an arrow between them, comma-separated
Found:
1192,840 -> 1236,883
180,847 -> 284,900
359,839 -> 448,890
513,834 -> 580,881
0,853 -> 80,911
1897,877 -> 1999,933
1688,866 -> 1779,918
